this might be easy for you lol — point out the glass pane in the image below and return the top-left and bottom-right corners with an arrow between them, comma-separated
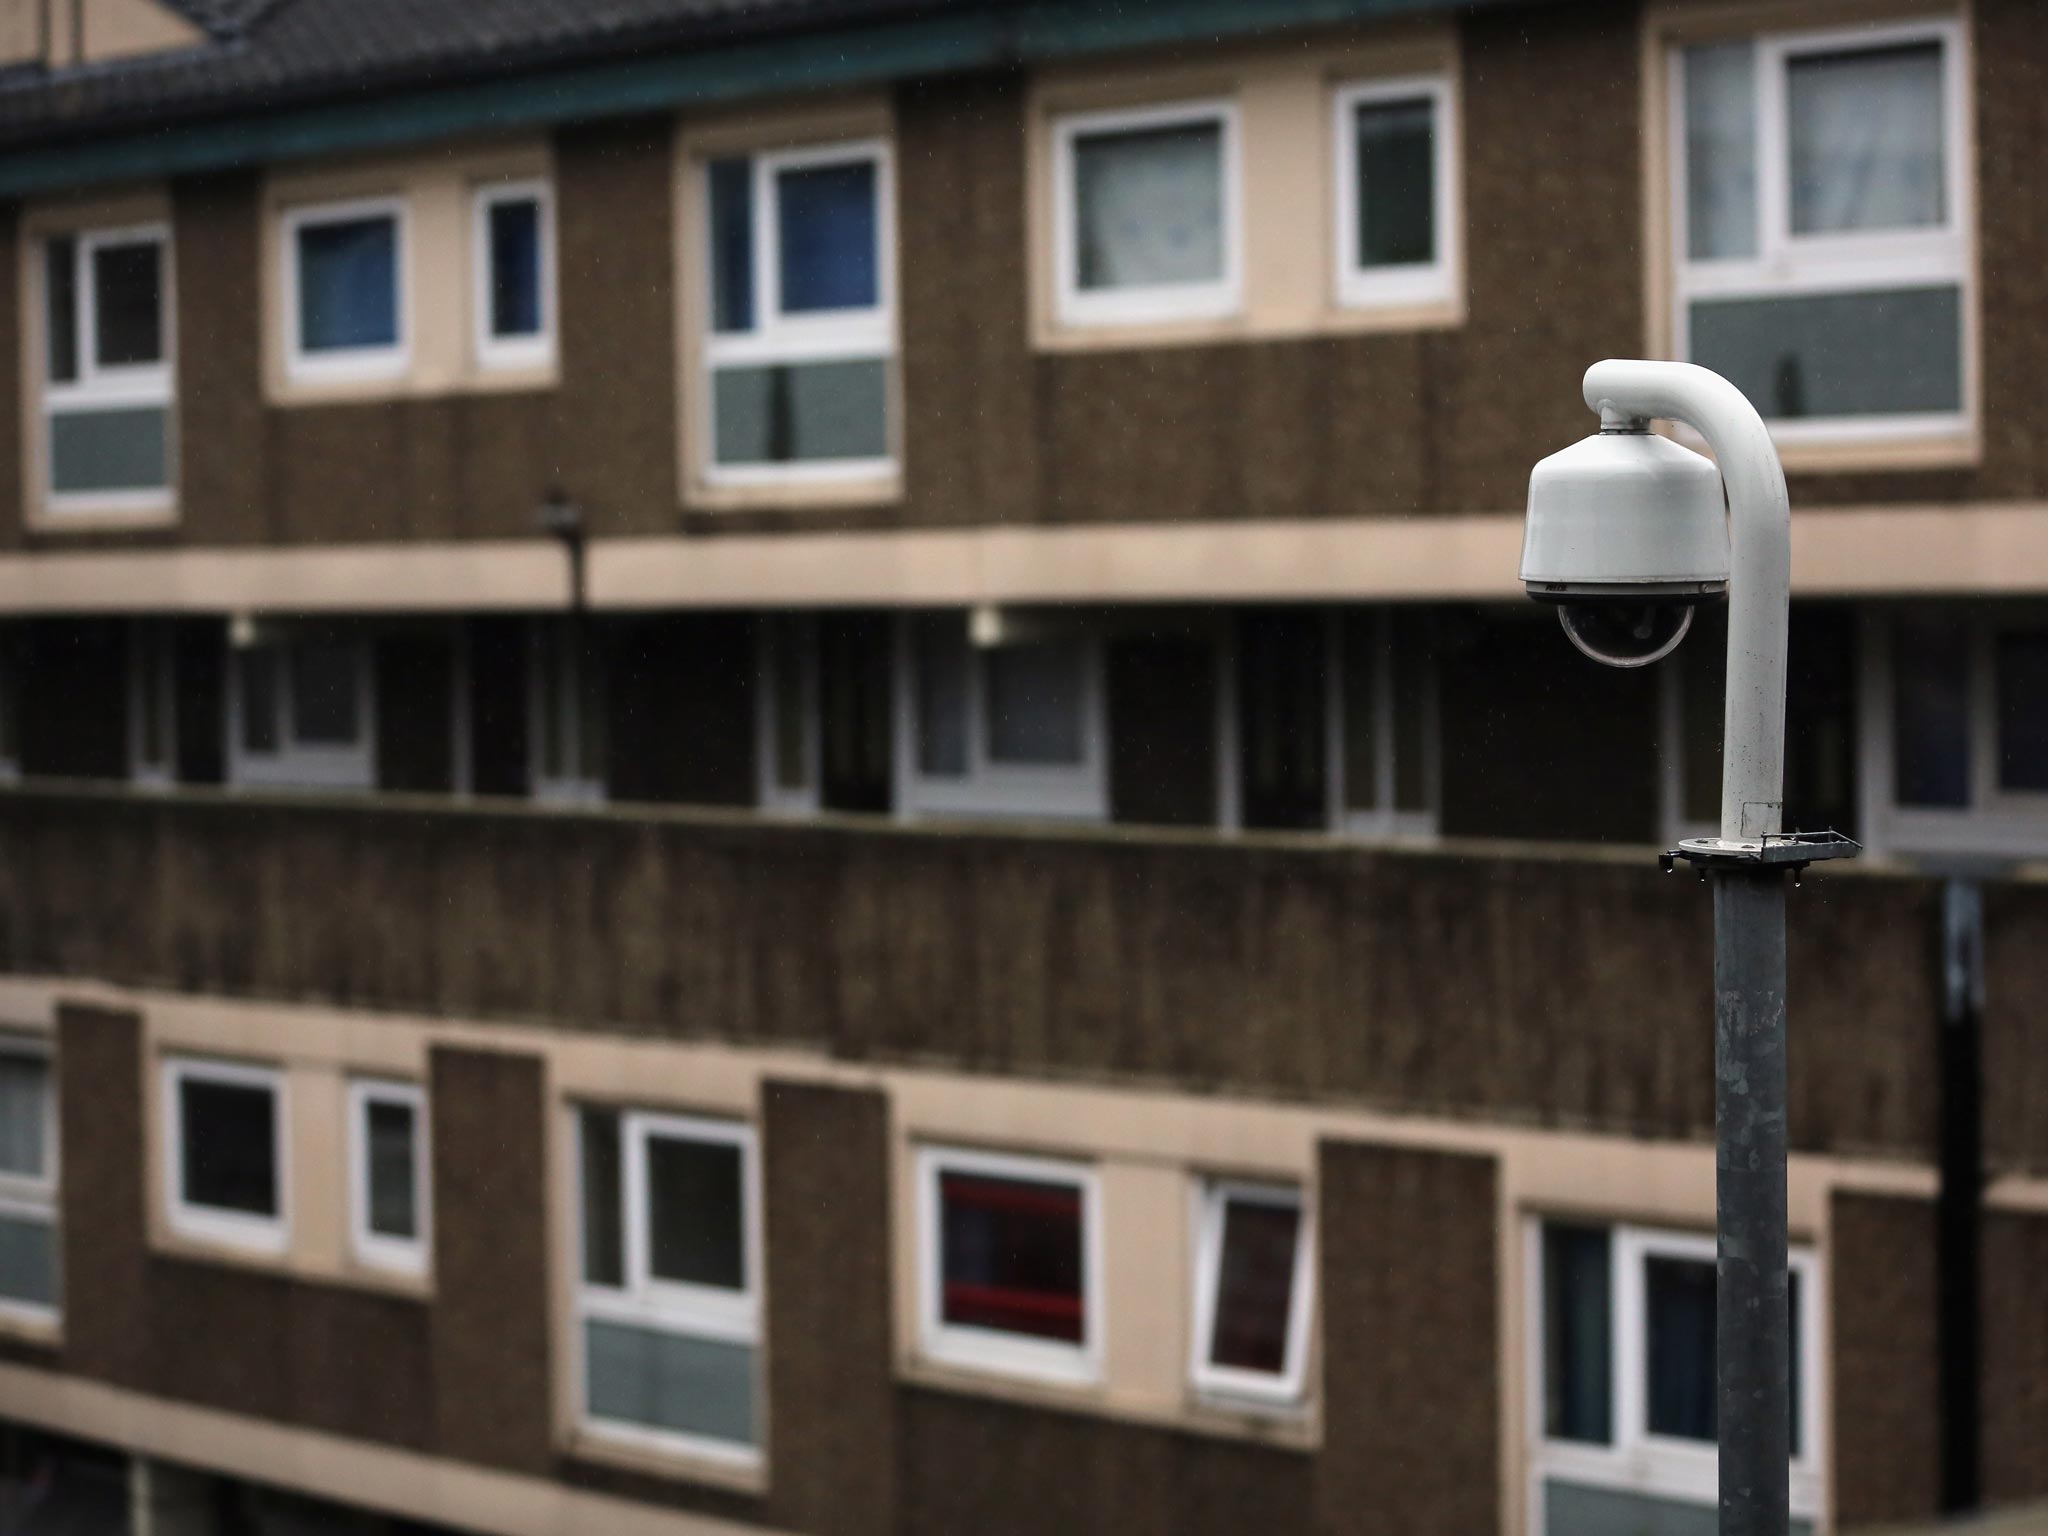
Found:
91,241 -> 163,367
1684,42 -> 1758,260
1689,284 -> 1961,421
1352,98 -> 1435,268
584,1319 -> 756,1446
1542,1223 -> 1613,1444
1892,614 -> 1971,807
645,1133 -> 746,1292
984,639 -> 1086,766
1072,120 -> 1224,291
938,1169 -> 1085,1342
49,406 -> 169,495
1391,609 -> 1432,813
711,359 -> 890,467
1995,630 -> 2048,793
487,198 -> 543,339
1788,42 -> 1945,235
776,159 -> 878,313
365,1098 -> 417,1240
580,1108 -> 624,1288
44,237 -> 77,384
914,613 -> 970,777
0,1213 -> 55,1310
1340,614 -> 1378,812
289,639 -> 360,746
0,1053 -> 49,1180
769,618 -> 808,791
178,1075 -> 278,1217
708,157 -> 755,334
1207,1195 -> 1300,1376
238,649 -> 279,755
1646,1253 -> 1718,1442
296,215 -> 399,352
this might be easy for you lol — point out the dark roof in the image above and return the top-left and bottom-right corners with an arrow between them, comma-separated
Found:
0,0 -> 973,147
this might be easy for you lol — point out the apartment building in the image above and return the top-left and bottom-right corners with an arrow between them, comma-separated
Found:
0,0 -> 2042,1531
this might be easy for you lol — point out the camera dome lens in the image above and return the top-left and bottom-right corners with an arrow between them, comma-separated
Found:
1557,601 -> 1694,669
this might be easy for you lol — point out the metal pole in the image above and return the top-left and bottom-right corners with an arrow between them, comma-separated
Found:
1715,867 -> 1791,1536
1578,362 -> 1797,1536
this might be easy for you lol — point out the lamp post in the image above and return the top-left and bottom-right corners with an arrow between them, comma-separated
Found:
1521,360 -> 1857,1536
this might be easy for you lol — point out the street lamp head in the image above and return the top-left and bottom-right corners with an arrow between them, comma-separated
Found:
1520,418 -> 1730,668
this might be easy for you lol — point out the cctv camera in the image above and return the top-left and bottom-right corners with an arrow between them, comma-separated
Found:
1520,425 -> 1732,666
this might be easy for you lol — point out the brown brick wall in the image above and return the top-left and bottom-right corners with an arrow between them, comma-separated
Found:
1831,1193 -> 1941,1528
427,1043 -> 555,1474
1316,1140 -> 1498,1536
1980,1207 -> 2048,1507
0,787 -> 1974,1165
762,1080 -> 898,1536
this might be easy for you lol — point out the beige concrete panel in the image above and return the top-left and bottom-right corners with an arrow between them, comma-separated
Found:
289,1064 -> 349,1273
79,0 -> 200,63
0,0 -> 44,65
0,1361 -> 783,1536
1098,1160 -> 1191,1412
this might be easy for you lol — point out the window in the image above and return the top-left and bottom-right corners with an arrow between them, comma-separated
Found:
284,197 -> 407,381
0,1035 -> 58,1324
757,614 -> 819,813
531,618 -> 605,804
1333,76 -> 1457,308
164,1057 -> 287,1254
575,1108 -> 762,1465
1874,609 -> 2048,854
1053,99 -> 1241,328
39,224 -> 174,511
900,612 -> 1107,820
1671,20 -> 1969,442
1530,1220 -> 1820,1534
473,180 -> 553,371
699,140 -> 896,484
917,1145 -> 1100,1386
228,631 -> 374,790
347,1079 -> 428,1276
129,619 -> 177,787
1191,1180 -> 1313,1407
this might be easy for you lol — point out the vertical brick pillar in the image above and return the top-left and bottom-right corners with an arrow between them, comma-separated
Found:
1831,1192 -> 1941,1527
55,1002 -> 150,1389
762,1079 -> 898,1536
1315,1141 -> 1499,1536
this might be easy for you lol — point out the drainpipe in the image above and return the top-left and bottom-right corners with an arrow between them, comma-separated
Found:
1937,877 -> 1983,1514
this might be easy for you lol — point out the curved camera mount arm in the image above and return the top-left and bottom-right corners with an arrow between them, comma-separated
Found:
1582,359 -> 1790,842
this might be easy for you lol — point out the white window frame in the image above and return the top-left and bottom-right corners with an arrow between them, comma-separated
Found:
346,1078 -> 429,1277
1669,17 -> 1973,447
573,1108 -> 764,1469
0,1033 -> 58,1328
895,614 -> 1110,822
1859,607 -> 2048,858
1051,97 -> 1244,330
281,195 -> 411,384
756,614 -> 820,815
128,618 -> 177,789
162,1056 -> 289,1256
1189,1178 -> 1315,1408
41,222 -> 176,516
915,1143 -> 1103,1388
529,617 -> 604,806
471,178 -> 556,373
1524,1219 -> 1823,1535
1324,609 -> 1440,841
1332,74 -> 1459,310
699,137 -> 898,489
226,632 -> 376,792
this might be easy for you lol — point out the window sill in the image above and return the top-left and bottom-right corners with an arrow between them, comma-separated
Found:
27,500 -> 178,533
1032,298 -> 1464,354
0,1307 -> 60,1348
149,1223 -> 434,1301
684,473 -> 903,514
563,1427 -> 768,1497
264,366 -> 559,409
1673,423 -> 1981,476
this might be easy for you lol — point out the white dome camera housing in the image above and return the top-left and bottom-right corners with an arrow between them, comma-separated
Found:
1521,423 -> 1730,668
